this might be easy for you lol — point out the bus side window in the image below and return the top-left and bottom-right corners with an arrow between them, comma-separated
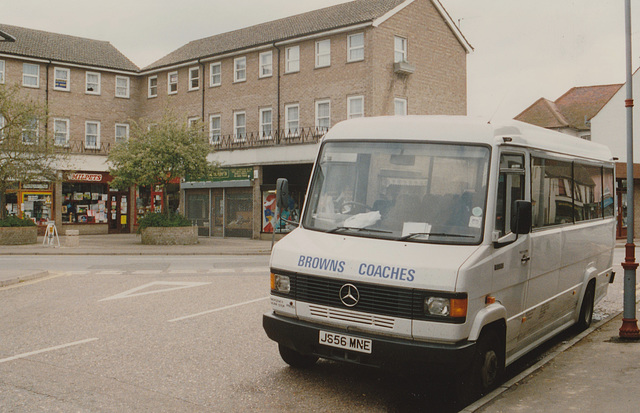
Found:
495,154 -> 525,237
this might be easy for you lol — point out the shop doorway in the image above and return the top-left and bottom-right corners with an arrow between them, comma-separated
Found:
212,191 -> 224,237
109,191 -> 130,233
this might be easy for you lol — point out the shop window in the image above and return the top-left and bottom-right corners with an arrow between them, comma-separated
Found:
22,191 -> 52,225
62,182 -> 109,224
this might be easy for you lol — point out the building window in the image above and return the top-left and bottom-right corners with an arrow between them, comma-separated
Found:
209,115 -> 221,144
315,39 -> 331,68
23,63 -> 40,88
85,72 -> 100,94
234,57 -> 246,82
259,108 -> 272,139
285,46 -> 300,73
315,99 -> 331,132
115,76 -> 130,98
348,96 -> 364,118
54,67 -> 70,91
394,36 -> 408,63
115,123 -> 129,143
148,76 -> 158,98
394,98 -> 407,115
210,62 -> 221,86
259,51 -> 273,78
189,67 -> 200,91
168,71 -> 178,94
0,60 -> 4,84
234,111 -> 246,141
285,103 -> 300,136
347,33 -> 364,62
22,118 -> 38,144
85,121 -> 100,148
188,117 -> 200,128
53,119 -> 70,146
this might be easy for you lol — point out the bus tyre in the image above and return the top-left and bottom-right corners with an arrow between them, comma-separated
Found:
576,283 -> 595,331
278,344 -> 318,368
470,329 -> 504,397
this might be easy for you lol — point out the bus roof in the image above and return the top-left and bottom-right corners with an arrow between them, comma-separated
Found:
323,116 -> 614,163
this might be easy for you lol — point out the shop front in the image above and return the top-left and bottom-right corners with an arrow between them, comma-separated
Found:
182,167 -> 254,238
134,181 -> 180,229
4,182 -> 54,235
260,164 -> 312,236
61,172 -> 126,235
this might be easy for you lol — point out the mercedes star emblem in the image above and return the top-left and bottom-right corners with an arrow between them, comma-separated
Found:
339,283 -> 360,307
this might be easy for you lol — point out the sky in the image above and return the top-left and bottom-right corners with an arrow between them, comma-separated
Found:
3,0 -> 639,120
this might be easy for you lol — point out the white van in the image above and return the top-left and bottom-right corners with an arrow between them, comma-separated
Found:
263,116 -> 616,395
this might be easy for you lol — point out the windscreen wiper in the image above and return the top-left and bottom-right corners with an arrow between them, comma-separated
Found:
327,226 -> 393,234
397,232 -> 474,241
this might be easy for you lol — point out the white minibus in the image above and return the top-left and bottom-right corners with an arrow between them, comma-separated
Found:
263,116 -> 616,396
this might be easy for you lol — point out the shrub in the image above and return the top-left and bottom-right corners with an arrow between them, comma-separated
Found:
0,216 -> 37,227
137,212 -> 192,233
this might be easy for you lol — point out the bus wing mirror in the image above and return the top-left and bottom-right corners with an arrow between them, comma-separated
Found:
276,178 -> 290,209
511,200 -> 532,235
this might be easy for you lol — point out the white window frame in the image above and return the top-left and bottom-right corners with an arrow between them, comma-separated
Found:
115,76 -> 130,98
188,117 -> 200,128
315,39 -> 331,68
0,60 -> 5,84
23,63 -> 40,88
53,118 -> 70,146
210,62 -> 221,87
22,118 -> 39,144
234,57 -> 246,83
85,121 -> 100,149
347,95 -> 364,119
259,107 -> 273,139
209,114 -> 221,144
259,51 -> 273,78
85,71 -> 100,95
285,46 -> 300,73
394,36 -> 408,63
148,75 -> 158,98
115,123 -> 129,143
233,111 -> 247,141
53,67 -> 70,91
347,33 -> 365,62
168,71 -> 178,94
285,103 -> 300,137
315,99 -> 331,132
188,67 -> 200,91
394,98 -> 408,116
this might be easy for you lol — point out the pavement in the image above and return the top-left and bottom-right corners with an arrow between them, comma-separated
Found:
1,235 -> 639,412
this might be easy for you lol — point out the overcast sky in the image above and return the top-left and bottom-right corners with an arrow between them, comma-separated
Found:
3,0 -> 638,120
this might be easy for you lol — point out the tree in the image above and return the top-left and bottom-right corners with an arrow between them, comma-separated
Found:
107,112 -> 219,217
0,84 -> 66,220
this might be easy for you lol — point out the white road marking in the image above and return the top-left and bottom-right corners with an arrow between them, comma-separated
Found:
168,296 -> 269,322
99,281 -> 211,301
206,266 -> 268,274
0,338 -> 99,364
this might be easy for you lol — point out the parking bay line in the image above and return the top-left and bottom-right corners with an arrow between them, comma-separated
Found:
0,338 -> 99,364
168,296 -> 269,322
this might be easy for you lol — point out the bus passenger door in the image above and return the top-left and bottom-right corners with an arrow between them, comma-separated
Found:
491,152 -> 529,358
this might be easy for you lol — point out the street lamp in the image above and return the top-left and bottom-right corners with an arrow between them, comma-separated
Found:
620,0 -> 640,339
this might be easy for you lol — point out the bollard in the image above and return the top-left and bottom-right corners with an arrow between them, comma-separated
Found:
65,230 -> 80,247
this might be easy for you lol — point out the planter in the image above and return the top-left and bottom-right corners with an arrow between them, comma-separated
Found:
0,226 -> 38,245
140,226 -> 198,245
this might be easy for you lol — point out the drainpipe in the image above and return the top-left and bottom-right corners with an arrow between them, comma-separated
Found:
199,59 -> 205,122
273,43 -> 281,139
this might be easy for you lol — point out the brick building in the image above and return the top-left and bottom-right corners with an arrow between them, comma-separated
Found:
0,0 -> 472,238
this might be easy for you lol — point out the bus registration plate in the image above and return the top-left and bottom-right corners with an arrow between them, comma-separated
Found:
319,331 -> 372,354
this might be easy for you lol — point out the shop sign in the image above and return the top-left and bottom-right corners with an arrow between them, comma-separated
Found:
22,183 -> 50,190
209,167 -> 254,182
67,172 -> 108,183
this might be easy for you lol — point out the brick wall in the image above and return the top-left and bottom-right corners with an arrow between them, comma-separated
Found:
0,226 -> 37,245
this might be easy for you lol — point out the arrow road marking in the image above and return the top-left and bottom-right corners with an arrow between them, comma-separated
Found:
168,296 -> 269,322
99,281 -> 211,301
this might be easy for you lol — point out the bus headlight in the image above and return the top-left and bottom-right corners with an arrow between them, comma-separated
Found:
270,273 -> 290,294
424,296 -> 467,318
